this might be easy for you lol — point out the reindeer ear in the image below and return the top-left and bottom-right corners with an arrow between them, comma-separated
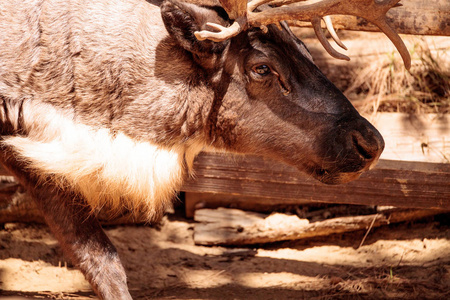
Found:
161,0 -> 230,55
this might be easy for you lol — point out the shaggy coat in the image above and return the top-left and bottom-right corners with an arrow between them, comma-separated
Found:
0,0 -> 384,298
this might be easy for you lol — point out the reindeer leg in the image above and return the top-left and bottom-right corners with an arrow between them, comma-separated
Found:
0,148 -> 132,300
33,187 -> 133,300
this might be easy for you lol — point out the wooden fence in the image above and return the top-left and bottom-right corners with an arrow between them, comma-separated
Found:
182,152 -> 449,216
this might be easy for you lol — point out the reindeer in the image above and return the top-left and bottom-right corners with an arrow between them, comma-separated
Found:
0,0 -> 409,298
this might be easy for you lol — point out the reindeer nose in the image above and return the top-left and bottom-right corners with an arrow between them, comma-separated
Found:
349,119 -> 385,164
351,130 -> 384,162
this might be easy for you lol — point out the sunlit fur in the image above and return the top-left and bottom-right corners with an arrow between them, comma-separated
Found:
3,100 -> 204,221
0,1 -> 388,299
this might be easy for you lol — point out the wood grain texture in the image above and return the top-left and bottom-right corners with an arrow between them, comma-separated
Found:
182,152 -> 450,210
366,113 -> 449,163
194,207 -> 446,245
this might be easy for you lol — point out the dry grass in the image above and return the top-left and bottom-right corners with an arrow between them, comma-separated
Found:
344,39 -> 450,115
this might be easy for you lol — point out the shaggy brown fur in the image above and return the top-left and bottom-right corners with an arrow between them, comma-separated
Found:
0,0 -> 384,299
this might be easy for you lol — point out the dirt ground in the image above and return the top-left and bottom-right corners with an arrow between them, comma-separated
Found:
0,208 -> 449,300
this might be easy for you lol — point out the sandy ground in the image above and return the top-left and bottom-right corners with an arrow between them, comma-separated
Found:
0,210 -> 449,300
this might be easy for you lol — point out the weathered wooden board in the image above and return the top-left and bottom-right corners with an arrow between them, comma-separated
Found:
194,207 -> 447,246
367,113 -> 449,163
182,153 -> 450,210
289,0 -> 450,36
184,112 -> 449,214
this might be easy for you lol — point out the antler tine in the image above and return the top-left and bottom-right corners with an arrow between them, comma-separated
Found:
323,16 -> 347,50
370,17 -> 411,69
194,0 -> 248,42
250,0 -> 347,52
195,18 -> 247,42
350,0 -> 411,69
312,17 -> 349,60
247,0 -> 411,69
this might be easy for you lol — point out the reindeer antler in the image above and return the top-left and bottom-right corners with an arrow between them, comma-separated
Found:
194,0 -> 248,42
194,0 -> 411,69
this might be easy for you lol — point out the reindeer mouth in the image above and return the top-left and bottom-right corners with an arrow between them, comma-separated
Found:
306,162 -> 367,185
304,123 -> 384,185
314,168 -> 364,184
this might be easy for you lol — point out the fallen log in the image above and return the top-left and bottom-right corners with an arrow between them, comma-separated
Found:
194,207 -> 448,246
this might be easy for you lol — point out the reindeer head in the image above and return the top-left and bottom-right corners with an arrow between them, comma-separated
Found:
161,0 -> 409,184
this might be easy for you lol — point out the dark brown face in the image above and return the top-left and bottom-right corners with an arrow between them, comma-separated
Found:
162,0 -> 384,184
217,24 -> 384,184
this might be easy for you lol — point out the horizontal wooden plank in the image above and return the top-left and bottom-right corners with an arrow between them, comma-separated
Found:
182,152 -> 450,210
366,113 -> 449,163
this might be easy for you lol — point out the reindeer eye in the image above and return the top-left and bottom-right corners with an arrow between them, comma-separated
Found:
253,65 -> 271,76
